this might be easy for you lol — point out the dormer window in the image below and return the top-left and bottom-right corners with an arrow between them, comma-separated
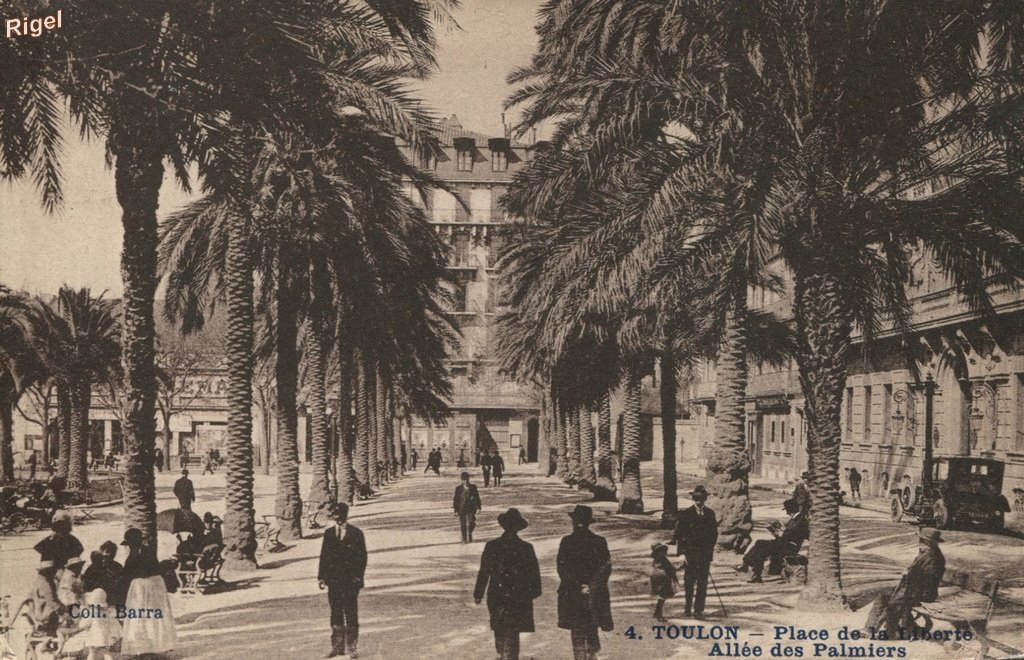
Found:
489,137 -> 510,172
418,150 -> 437,170
454,137 -> 474,172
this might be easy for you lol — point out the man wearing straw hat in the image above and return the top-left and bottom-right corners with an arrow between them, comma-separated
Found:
557,505 -> 613,660
318,502 -> 367,658
673,485 -> 718,619
870,527 -> 946,634
473,508 -> 542,660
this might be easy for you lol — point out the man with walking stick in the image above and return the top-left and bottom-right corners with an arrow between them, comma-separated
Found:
673,485 -> 718,619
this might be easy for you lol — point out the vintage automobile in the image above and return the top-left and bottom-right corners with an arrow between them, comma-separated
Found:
890,457 -> 1011,531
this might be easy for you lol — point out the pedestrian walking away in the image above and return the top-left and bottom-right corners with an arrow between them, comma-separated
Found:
318,502 -> 367,658
474,508 -> 542,660
154,447 -> 164,472
849,467 -> 862,501
411,448 -> 418,470
491,449 -> 505,486
453,471 -> 482,543
557,505 -> 613,660
480,450 -> 492,487
179,445 -> 190,469
174,469 -> 196,511
518,447 -> 527,465
28,451 -> 37,481
673,485 -> 717,618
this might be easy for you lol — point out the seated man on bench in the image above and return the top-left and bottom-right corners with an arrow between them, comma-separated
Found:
866,527 -> 945,634
733,499 -> 809,583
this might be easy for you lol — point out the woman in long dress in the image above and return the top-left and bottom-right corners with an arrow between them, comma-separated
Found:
119,528 -> 177,657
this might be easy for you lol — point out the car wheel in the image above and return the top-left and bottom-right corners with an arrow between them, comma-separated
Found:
932,499 -> 950,530
890,497 -> 902,522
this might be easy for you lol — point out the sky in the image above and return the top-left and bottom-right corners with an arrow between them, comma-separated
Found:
0,0 -> 544,296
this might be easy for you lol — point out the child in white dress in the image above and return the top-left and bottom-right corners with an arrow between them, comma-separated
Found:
78,588 -> 122,660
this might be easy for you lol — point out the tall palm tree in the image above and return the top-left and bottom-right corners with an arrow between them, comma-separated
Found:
578,406 -> 596,488
619,373 -> 644,513
595,391 -> 616,500
0,287 -> 35,482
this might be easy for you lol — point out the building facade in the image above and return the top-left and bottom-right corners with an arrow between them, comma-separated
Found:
685,263 -> 1024,499
400,116 -> 542,468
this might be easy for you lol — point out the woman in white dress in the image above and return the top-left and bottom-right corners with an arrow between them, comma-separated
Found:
119,528 -> 177,658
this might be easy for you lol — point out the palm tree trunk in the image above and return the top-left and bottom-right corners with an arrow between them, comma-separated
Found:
793,264 -> 851,609
335,311 -> 354,504
0,391 -> 14,482
57,384 -> 70,478
68,380 -> 90,489
112,136 -> 162,555
306,326 -> 332,509
555,399 -> 568,481
367,364 -> 379,487
274,272 -> 302,540
385,390 -> 397,478
578,406 -> 596,488
222,215 -> 258,569
594,391 -> 617,501
161,416 -> 172,474
354,348 -> 371,489
660,350 -> 679,529
707,293 -> 753,548
619,375 -> 644,514
374,366 -> 388,480
567,404 -> 580,485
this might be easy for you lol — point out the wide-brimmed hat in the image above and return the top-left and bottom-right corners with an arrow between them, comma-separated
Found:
568,505 -> 594,524
650,542 -> 669,557
689,485 -> 710,499
498,508 -> 528,532
919,528 -> 943,545
782,499 -> 800,513
121,528 -> 143,546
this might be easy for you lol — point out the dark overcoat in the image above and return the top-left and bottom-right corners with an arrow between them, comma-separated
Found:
474,533 -> 542,633
318,524 -> 368,593
453,483 -> 482,515
556,528 -> 613,631
673,505 -> 718,562
904,545 -> 945,603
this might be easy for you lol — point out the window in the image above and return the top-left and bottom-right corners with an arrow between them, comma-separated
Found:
491,149 -> 507,172
457,150 -> 472,171
452,233 -> 470,267
418,152 -> 436,170
882,384 -> 893,444
844,387 -> 853,442
452,280 -> 468,312
863,385 -> 873,443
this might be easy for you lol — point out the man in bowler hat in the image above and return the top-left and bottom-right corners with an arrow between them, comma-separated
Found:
733,499 -> 809,582
318,502 -> 367,658
453,471 -> 482,543
557,505 -> 613,660
474,508 -> 542,660
673,485 -> 718,618
174,469 -> 195,511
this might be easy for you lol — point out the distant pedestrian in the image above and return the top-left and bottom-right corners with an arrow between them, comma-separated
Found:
411,448 -> 419,470
154,448 -> 164,472
27,451 -> 38,480
400,445 -> 407,474
849,467 -> 862,501
427,448 -> 441,476
174,469 -> 195,511
879,472 -> 890,498
474,508 -> 541,660
318,502 -> 367,658
649,542 -> 679,622
557,505 -> 613,660
792,471 -> 812,516
491,450 -> 505,486
673,485 -> 717,618
518,447 -> 527,465
480,450 -> 492,487
453,471 -> 482,543
179,446 -> 190,469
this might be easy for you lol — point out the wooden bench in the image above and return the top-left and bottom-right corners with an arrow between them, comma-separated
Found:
911,569 -> 1006,657
255,515 -> 286,552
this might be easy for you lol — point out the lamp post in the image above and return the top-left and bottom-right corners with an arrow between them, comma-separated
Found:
922,372 -> 936,489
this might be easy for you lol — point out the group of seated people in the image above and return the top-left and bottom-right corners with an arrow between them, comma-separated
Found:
173,511 -> 225,588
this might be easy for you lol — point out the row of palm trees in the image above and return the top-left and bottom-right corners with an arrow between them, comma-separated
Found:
0,287 -> 119,488
2,0 -> 461,569
497,0 -> 1024,609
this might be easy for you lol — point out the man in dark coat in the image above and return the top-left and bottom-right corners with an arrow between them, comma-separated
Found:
866,528 -> 945,634
733,499 -> 809,582
480,450 -> 492,487
557,505 -> 613,660
179,445 -> 190,469
453,471 -> 482,543
318,502 -> 368,658
154,447 -> 164,472
792,471 -> 812,516
174,469 -> 195,510
491,450 -> 505,486
27,451 -> 37,480
33,511 -> 84,569
673,485 -> 718,618
474,508 -> 541,660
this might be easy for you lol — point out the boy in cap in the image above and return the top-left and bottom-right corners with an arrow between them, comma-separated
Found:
649,543 -> 679,622
672,485 -> 718,618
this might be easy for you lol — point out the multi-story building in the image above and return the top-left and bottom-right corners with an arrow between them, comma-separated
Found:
399,116 -> 542,467
685,259 -> 1024,499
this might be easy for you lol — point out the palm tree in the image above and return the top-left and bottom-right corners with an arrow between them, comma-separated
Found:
0,287 -> 35,482
578,406 -> 596,488
658,349 -> 678,528
619,373 -> 644,513
595,391 -> 616,500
